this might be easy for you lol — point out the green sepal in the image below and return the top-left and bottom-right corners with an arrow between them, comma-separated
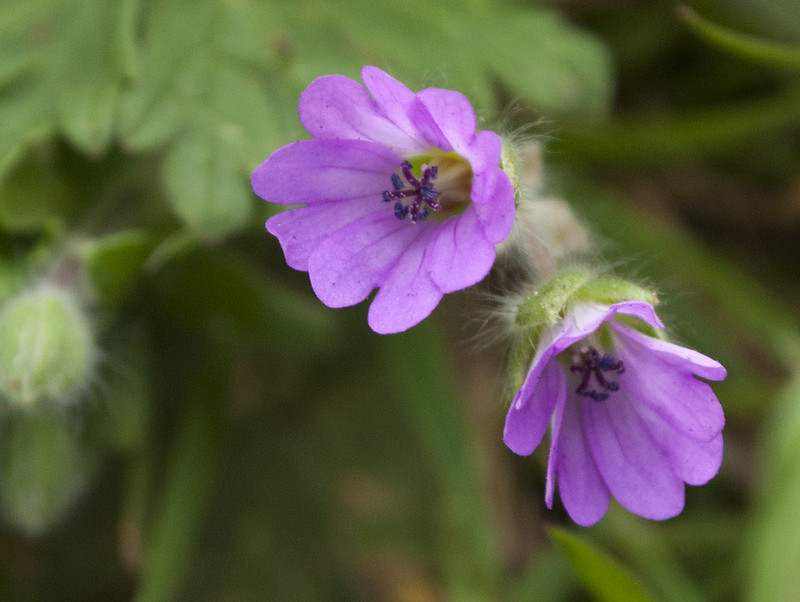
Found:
512,271 -> 660,382
510,270 -> 592,390
574,277 -> 658,307
507,333 -> 536,398
515,269 -> 591,335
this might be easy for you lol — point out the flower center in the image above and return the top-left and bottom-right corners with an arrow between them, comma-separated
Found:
382,160 -> 441,223
382,154 -> 472,224
568,346 -> 625,402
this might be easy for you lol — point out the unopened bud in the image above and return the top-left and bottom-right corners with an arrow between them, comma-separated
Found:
0,287 -> 94,407
497,144 -> 592,278
0,411 -> 99,534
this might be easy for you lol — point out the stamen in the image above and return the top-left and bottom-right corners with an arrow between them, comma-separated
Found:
569,346 -> 625,402
383,161 -> 442,223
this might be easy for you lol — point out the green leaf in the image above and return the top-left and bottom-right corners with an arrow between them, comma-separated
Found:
0,147 -> 70,232
550,527 -> 656,602
81,230 -> 152,304
679,6 -> 800,70
118,0 -> 282,237
506,545 -> 582,601
115,0 -> 611,237
473,8 -> 612,115
0,82 -> 54,183
0,1 -> 58,178
134,366 -> 225,602
695,0 -> 800,45
555,86 -> 800,164
320,0 -> 612,116
0,0 -> 134,178
594,507 -> 709,602
118,0 -> 282,151
162,123 -> 253,238
47,0 -> 137,153
377,321 -> 501,599
0,261 -> 20,305
746,369 -> 800,602
149,248 -> 340,354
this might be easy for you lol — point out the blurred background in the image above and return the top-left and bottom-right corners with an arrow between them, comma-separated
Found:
1,0 -> 799,600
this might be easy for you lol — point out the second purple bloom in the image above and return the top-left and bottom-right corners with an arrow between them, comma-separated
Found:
252,66 -> 516,334
504,298 -> 726,526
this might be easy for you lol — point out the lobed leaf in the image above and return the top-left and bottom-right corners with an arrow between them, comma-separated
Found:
47,0 -> 136,154
162,122 -> 253,238
0,0 -> 134,178
118,0 -> 284,237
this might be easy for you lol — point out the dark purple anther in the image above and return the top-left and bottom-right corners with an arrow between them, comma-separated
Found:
570,346 -> 626,402
382,161 -> 442,223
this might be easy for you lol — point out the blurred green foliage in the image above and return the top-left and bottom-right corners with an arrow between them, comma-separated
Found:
0,0 -> 799,600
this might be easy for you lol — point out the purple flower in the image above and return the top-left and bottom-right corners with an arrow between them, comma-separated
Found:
251,67 -> 515,334
504,300 -> 726,526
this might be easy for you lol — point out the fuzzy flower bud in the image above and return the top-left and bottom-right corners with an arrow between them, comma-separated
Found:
0,287 -> 94,407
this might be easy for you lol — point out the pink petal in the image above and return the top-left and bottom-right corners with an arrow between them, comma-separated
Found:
298,74 -> 421,153
266,197 -> 384,271
425,207 -> 496,293
367,226 -> 442,334
463,129 -> 503,179
582,390 -> 685,520
251,139 -> 400,204
361,67 -> 434,149
612,322 -> 727,381
307,211 -> 424,308
505,303 -> 619,405
636,402 -> 724,485
471,164 -> 516,244
552,389 -> 610,526
545,390 -> 563,508
609,301 -> 665,329
416,87 -> 478,156
552,301 -> 663,351
556,302 -> 621,348
504,357 -> 564,456
613,326 -> 725,441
